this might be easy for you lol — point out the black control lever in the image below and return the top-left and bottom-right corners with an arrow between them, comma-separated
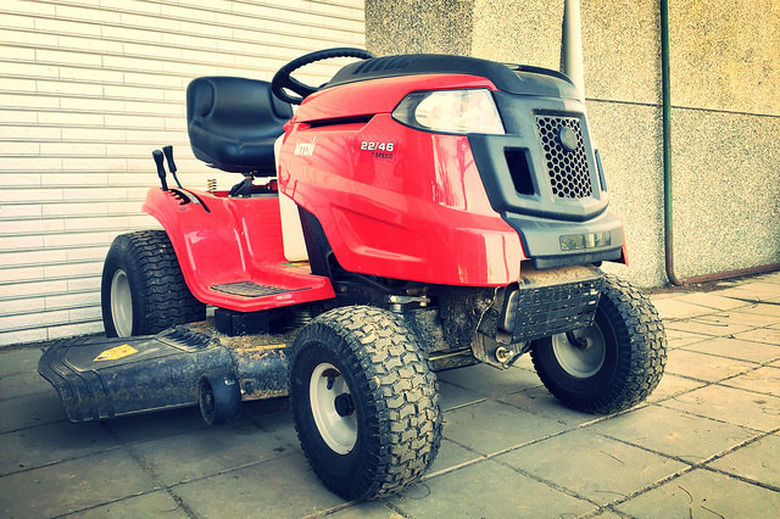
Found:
162,145 -> 183,188
152,150 -> 168,191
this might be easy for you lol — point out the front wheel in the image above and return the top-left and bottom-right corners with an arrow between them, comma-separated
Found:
289,306 -> 442,501
531,275 -> 667,414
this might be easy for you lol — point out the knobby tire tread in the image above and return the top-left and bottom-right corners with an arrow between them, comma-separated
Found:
290,305 -> 442,500
103,230 -> 205,336
531,275 -> 667,414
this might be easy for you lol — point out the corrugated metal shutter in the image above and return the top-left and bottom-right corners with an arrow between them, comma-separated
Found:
0,0 -> 365,346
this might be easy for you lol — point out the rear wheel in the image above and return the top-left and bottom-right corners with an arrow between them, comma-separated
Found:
101,230 -> 205,337
289,306 -> 442,501
531,275 -> 667,414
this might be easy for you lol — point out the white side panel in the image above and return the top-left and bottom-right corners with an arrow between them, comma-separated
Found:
275,135 -> 308,262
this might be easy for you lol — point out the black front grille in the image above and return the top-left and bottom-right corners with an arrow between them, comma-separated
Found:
536,116 -> 592,199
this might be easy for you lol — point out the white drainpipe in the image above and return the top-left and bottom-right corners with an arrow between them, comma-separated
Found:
560,0 -> 585,103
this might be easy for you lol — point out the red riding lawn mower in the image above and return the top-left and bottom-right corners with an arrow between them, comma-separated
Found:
39,48 -> 667,501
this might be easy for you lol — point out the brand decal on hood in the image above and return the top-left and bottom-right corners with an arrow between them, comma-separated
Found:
294,138 -> 317,157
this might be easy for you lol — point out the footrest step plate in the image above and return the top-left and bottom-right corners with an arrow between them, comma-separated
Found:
210,281 -> 302,298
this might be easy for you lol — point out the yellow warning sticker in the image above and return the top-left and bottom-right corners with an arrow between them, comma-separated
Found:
94,344 -> 139,362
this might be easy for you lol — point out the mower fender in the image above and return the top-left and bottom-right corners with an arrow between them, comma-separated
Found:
142,187 -> 335,312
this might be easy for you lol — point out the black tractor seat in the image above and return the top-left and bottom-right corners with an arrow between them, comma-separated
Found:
186,77 -> 293,174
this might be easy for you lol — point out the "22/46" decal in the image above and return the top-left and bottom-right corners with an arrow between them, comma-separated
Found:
360,141 -> 395,152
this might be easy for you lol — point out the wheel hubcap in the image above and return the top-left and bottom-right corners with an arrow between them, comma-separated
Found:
310,363 -> 357,454
110,269 -> 133,337
552,324 -> 606,378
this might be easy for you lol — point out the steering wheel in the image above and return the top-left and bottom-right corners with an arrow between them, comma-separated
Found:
271,48 -> 374,105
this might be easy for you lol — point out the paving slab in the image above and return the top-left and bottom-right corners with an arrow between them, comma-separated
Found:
679,336 -> 780,364
672,292 -> 750,311
664,348 -> 756,382
716,282 -> 780,301
129,419 -> 291,485
511,352 -> 536,371
650,298 -> 712,320
665,314 -> 756,338
103,406 -> 207,446
588,405 -> 760,464
0,450 -> 157,519
645,372 -> 706,403
587,510 -> 624,519
663,328 -> 711,349
437,362 -> 542,399
497,385 -> 598,427
442,399 -> 568,455
329,501 -> 404,518
0,369 -> 56,401
0,348 -> 42,376
437,379 -> 487,412
0,389 -> 66,433
0,420 -> 118,477
496,430 -> 688,505
171,453 -> 344,519
67,491 -> 189,519
617,468 -> 780,518
240,395 -> 291,419
243,401 -> 301,449
721,309 -> 780,327
728,302 -> 780,319
661,385 -> 780,433
390,458 -> 594,518
426,437 -> 483,476
755,272 -> 780,284
721,366 -> 780,397
707,434 -> 780,489
735,326 -> 780,346
2,272 -> 780,518
761,272 -> 780,281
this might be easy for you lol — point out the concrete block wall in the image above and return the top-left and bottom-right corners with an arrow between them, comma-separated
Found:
366,0 -> 780,287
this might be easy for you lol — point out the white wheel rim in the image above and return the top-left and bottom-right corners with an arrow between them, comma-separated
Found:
309,362 -> 357,455
110,269 -> 133,337
551,325 -> 607,378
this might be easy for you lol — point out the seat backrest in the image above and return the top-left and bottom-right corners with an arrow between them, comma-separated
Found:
186,77 -> 293,173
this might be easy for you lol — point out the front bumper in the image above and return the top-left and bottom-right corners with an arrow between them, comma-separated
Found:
505,265 -> 603,343
504,211 -> 623,270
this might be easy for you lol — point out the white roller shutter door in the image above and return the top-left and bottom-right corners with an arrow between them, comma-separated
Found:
0,0 -> 365,345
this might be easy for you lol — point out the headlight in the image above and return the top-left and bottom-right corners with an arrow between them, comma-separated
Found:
392,89 -> 505,135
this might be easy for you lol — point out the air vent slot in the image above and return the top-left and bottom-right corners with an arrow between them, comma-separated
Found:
505,148 -> 535,195
306,114 -> 373,129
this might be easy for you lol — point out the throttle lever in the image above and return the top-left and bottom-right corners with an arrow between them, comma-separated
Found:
152,150 -> 168,191
162,145 -> 183,188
